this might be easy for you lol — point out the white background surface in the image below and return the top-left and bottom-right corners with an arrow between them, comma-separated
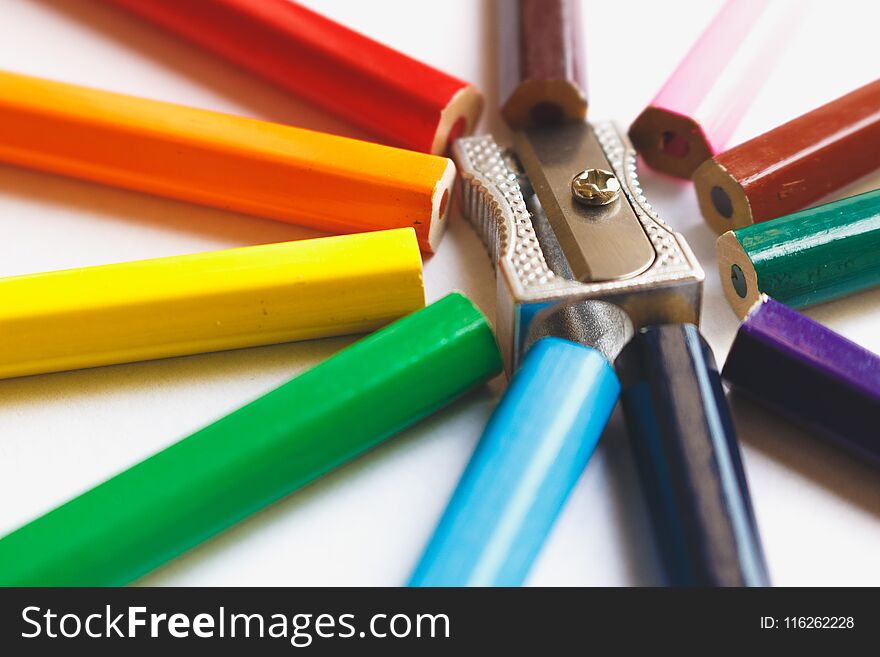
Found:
0,0 -> 878,586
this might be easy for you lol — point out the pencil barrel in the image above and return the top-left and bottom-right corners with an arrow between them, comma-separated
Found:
0,229 -> 424,379
0,293 -> 503,586
628,0 -> 799,179
722,296 -> 880,466
616,324 -> 769,587
410,338 -> 619,586
0,70 -> 455,252
107,0 -> 482,155
498,0 -> 587,128
694,80 -> 880,233
717,189 -> 880,317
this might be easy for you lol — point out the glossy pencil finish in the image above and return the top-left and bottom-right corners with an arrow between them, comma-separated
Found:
717,189 -> 880,317
723,296 -> 880,466
0,229 -> 424,380
629,0 -> 800,179
616,325 -> 769,586
0,70 -> 455,252
695,79 -> 880,234
498,0 -> 587,128
0,293 -> 503,586
410,338 -> 619,586
108,0 -> 483,155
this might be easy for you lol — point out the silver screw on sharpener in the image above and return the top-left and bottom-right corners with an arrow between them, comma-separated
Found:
570,168 -> 620,206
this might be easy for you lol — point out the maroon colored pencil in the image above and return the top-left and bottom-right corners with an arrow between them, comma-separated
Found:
694,80 -> 880,234
498,0 -> 587,128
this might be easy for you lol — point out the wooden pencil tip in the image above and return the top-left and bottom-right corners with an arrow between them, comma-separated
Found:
423,158 -> 457,253
716,230 -> 760,319
432,85 -> 484,156
628,106 -> 713,179
500,80 -> 587,130
693,158 -> 754,234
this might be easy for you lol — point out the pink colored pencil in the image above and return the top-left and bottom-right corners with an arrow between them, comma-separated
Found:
628,0 -> 804,179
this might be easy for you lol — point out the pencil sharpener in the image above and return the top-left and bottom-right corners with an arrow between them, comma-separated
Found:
454,122 -> 704,371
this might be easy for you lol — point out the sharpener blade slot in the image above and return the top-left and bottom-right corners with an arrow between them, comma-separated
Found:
514,123 -> 657,283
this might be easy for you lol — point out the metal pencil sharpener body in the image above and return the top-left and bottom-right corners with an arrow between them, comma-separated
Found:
454,122 -> 704,371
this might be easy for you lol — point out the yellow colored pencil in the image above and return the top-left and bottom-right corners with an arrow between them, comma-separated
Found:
0,228 -> 424,379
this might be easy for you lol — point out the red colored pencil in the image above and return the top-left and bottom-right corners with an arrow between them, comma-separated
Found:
107,0 -> 483,155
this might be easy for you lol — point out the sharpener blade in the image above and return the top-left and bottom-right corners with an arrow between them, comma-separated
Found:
514,123 -> 656,283
453,122 -> 703,372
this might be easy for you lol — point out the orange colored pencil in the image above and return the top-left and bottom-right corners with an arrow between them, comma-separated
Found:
0,70 -> 455,252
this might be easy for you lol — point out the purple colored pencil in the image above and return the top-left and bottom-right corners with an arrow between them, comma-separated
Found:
723,296 -> 880,465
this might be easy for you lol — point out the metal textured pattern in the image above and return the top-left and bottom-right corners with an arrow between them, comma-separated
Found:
453,122 -> 703,368
455,133 -> 557,286
455,124 -> 700,295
